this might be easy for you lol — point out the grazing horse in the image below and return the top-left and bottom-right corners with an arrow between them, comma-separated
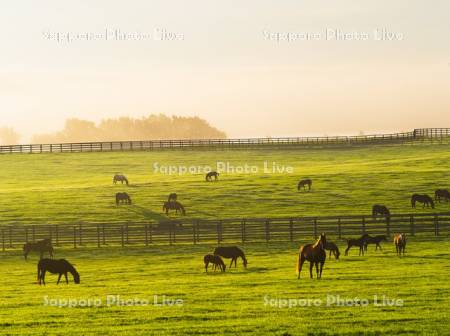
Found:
168,193 -> 178,202
204,254 -> 226,272
23,238 -> 54,260
113,174 -> 129,185
213,246 -> 248,268
297,179 -> 312,191
163,201 -> 186,215
344,234 -> 369,256
115,192 -> 132,205
372,205 -> 391,224
364,235 -> 387,251
411,194 -> 435,209
323,241 -> 340,260
297,233 -> 326,279
435,189 -> 450,203
394,234 -> 407,256
37,258 -> 80,285
205,171 -> 219,181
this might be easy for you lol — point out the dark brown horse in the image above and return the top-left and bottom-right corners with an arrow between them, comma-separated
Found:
297,179 -> 312,191
206,171 -> 219,181
372,205 -> 391,224
297,233 -> 326,279
364,235 -> 387,251
116,192 -> 132,205
23,238 -> 54,260
323,241 -> 340,260
394,233 -> 406,256
435,189 -> 450,203
37,258 -> 80,285
213,246 -> 247,268
168,193 -> 178,202
204,254 -> 226,272
163,201 -> 186,215
344,234 -> 369,256
113,174 -> 129,185
411,194 -> 434,209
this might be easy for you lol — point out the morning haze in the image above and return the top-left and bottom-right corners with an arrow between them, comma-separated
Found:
0,0 -> 449,144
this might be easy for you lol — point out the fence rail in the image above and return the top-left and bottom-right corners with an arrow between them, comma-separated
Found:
1,212 -> 449,251
1,128 -> 449,154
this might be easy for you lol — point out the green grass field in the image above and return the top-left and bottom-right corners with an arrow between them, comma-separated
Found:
1,143 -> 449,335
0,239 -> 449,335
0,143 -> 449,225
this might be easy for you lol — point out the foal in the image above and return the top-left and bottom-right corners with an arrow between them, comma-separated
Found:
344,234 -> 368,256
323,241 -> 340,260
204,254 -> 226,272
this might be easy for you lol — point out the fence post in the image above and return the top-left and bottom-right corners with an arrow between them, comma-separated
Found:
121,226 -> 125,247
8,226 -> 12,248
55,225 -> 59,246
97,225 -> 100,248
78,223 -> 82,246
25,227 -> 29,243
410,215 -> 415,236
289,219 -> 294,242
386,216 -> 390,236
149,224 -> 153,244
102,224 -> 106,245
126,222 -> 129,245
73,226 -> 77,248
217,221 -> 222,244
362,216 -> 366,234
338,218 -> 342,239
265,220 -> 270,243
241,219 -> 246,243
434,215 -> 439,236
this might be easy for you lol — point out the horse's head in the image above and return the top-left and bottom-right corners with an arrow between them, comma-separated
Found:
73,270 -> 80,284
243,258 -> 248,268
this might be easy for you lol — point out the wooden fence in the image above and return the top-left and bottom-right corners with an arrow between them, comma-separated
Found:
1,212 -> 449,251
1,128 -> 449,154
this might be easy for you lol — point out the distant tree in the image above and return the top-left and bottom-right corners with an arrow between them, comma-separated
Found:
31,114 -> 226,143
0,127 -> 21,145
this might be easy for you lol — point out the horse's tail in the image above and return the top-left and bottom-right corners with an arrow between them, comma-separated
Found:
37,262 -> 41,283
296,248 -> 303,277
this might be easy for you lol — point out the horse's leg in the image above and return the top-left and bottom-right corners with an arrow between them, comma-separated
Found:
42,270 -> 46,285
345,245 -> 351,256
297,256 -> 305,279
57,274 -> 62,285
205,262 -> 208,272
329,250 -> 332,258
319,262 -> 324,278
229,259 -> 234,268
309,262 -> 314,279
315,262 -> 319,279
24,251 -> 28,260
65,273 -> 68,284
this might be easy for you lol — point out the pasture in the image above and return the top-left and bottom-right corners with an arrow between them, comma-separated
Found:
0,143 -> 449,225
0,239 -> 449,335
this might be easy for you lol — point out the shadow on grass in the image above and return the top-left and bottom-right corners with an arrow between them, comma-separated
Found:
126,205 -> 168,222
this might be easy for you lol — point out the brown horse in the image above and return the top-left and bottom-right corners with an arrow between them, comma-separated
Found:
163,201 -> 186,215
323,241 -> 340,260
116,192 -> 132,205
364,235 -> 387,251
37,258 -> 80,285
411,194 -> 435,209
344,234 -> 368,256
23,238 -> 54,260
394,234 -> 406,256
297,179 -> 312,191
297,233 -> 326,279
435,189 -> 450,203
204,254 -> 226,272
206,171 -> 219,181
213,246 -> 247,268
113,174 -> 129,185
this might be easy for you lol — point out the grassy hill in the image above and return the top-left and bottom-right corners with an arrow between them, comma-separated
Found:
0,143 -> 449,226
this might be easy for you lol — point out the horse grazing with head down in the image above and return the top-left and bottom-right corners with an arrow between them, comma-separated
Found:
297,179 -> 312,191
372,205 -> 391,224
411,194 -> 434,209
37,258 -> 80,285
394,234 -> 406,256
206,171 -> 219,181
297,233 -> 326,279
23,238 -> 54,260
204,254 -> 226,272
323,241 -> 340,260
435,189 -> 450,203
213,246 -> 247,268
116,192 -> 132,205
113,174 -> 129,185
163,201 -> 186,215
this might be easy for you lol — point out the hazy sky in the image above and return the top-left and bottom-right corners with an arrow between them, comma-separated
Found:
1,0 -> 449,141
